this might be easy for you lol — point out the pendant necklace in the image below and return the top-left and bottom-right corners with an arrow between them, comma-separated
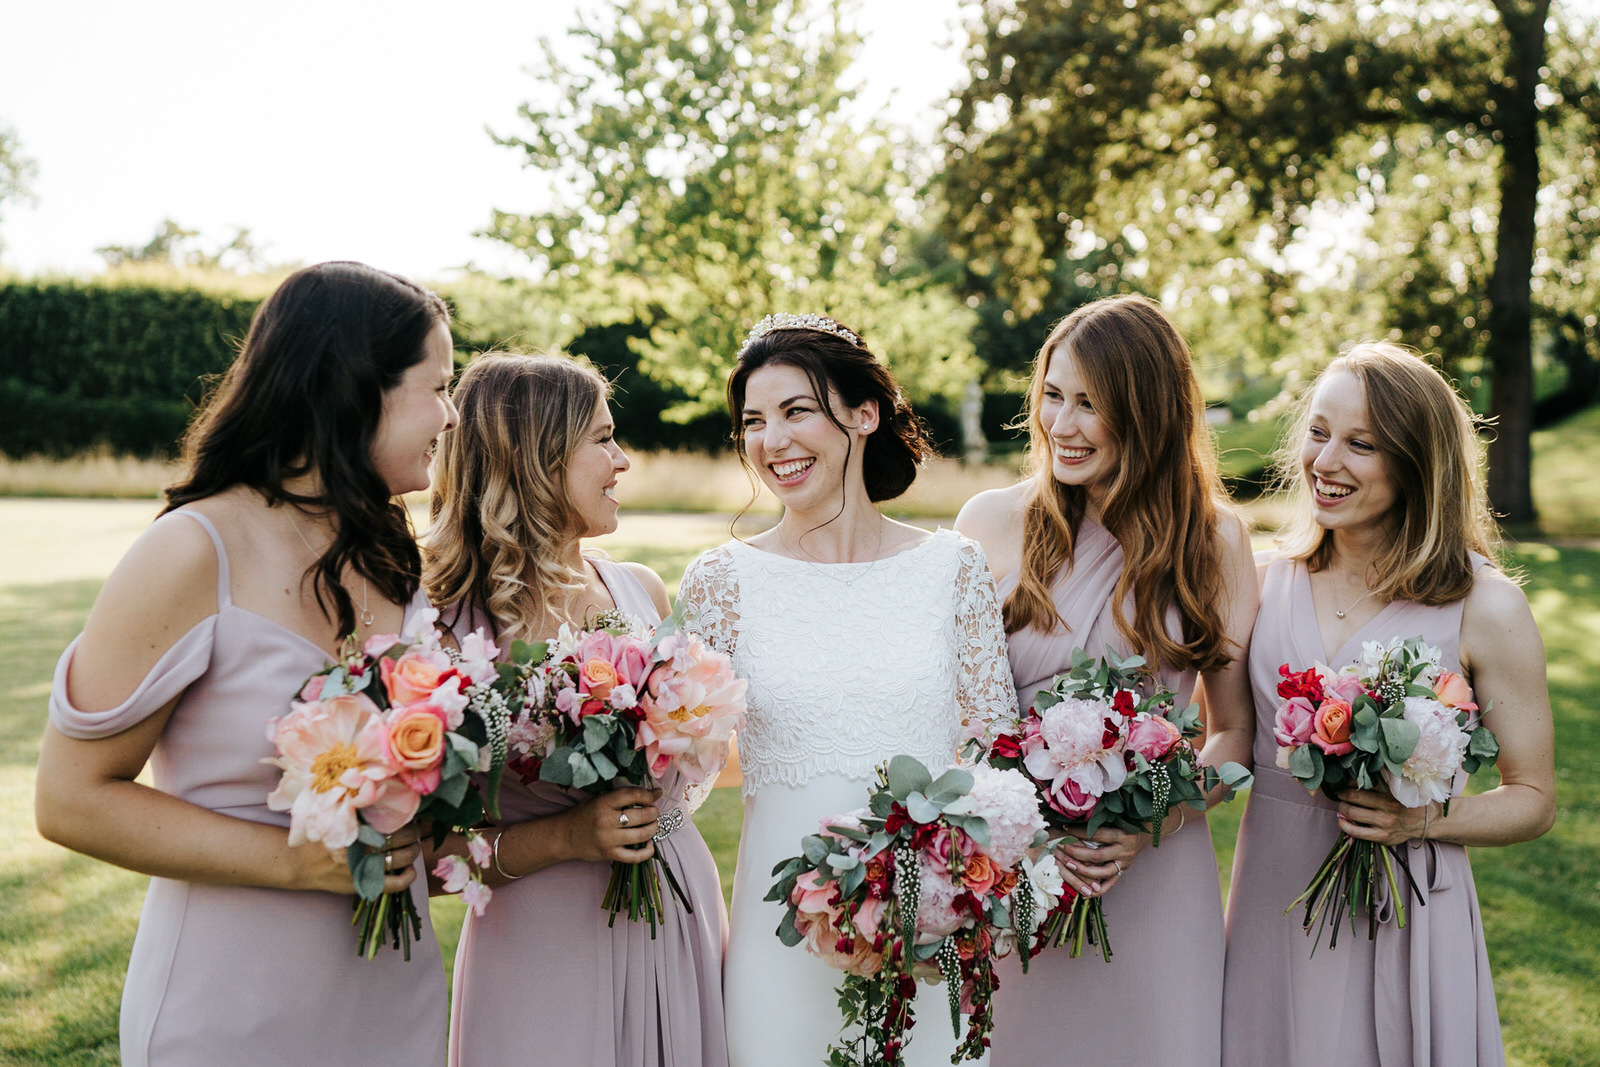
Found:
288,510 -> 374,627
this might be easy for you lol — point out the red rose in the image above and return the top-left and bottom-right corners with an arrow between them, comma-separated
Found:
989,734 -> 1023,759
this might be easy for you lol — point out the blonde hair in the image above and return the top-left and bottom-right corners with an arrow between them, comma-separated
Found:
425,353 -> 610,643
1274,341 -> 1500,602
1006,295 -> 1235,674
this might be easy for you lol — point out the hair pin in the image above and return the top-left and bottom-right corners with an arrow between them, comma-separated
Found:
742,313 -> 863,350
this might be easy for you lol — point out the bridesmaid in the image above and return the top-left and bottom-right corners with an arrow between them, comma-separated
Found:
1221,342 -> 1555,1066
957,294 -> 1256,1066
33,262 -> 457,1065
424,353 -> 729,1067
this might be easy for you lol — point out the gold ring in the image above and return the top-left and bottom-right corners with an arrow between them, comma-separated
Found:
384,851 -> 393,872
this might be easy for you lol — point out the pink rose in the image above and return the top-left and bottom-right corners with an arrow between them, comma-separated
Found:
381,648 -> 457,707
1273,696 -> 1317,749
1125,713 -> 1183,761
1431,669 -> 1478,713
385,704 -> 449,794
1322,669 -> 1367,705
1310,698 -> 1355,756
1044,777 -> 1097,820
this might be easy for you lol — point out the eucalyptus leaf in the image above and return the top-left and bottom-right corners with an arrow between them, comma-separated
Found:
886,755 -> 933,798
1469,727 -> 1500,760
926,767 -> 974,803
1380,717 -> 1420,762
802,835 -> 832,864
433,769 -> 470,808
776,907 -> 803,947
350,850 -> 386,901
569,752 -> 599,790
905,792 -> 943,823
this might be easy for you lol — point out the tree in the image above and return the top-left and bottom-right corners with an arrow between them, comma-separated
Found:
487,0 -> 979,422
97,219 -> 272,273
0,122 -> 38,254
944,0 -> 1600,522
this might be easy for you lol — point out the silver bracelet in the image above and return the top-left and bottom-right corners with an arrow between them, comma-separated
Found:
491,830 -> 524,881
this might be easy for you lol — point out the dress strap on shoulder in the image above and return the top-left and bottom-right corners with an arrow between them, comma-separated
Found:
589,556 -> 657,622
164,510 -> 232,613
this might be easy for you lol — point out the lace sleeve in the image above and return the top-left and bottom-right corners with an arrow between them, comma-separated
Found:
676,545 -> 740,657
675,546 -> 740,814
952,537 -> 1018,750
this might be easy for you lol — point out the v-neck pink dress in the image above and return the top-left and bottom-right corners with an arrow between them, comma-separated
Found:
1221,556 -> 1503,1067
987,519 -> 1226,1067
443,557 -> 729,1067
47,509 -> 446,1067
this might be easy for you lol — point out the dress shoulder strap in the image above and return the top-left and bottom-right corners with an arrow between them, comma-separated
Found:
163,509 -> 232,613
590,556 -> 660,623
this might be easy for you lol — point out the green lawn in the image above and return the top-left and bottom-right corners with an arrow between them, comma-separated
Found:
2,508 -> 1596,1065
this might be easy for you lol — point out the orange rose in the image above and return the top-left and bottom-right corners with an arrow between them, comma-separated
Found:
382,651 -> 452,707
960,852 -> 1001,895
1432,669 -> 1478,712
1310,698 -> 1355,755
581,658 -> 619,700
386,706 -> 448,799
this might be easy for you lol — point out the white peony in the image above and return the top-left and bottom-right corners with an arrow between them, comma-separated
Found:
1023,697 -> 1127,799
943,764 -> 1045,867
1384,696 -> 1469,807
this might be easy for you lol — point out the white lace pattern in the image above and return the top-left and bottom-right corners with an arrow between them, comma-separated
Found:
676,529 -> 1017,797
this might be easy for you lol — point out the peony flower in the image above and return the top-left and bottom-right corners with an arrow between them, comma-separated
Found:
1431,669 -> 1478,713
1125,713 -> 1183,761
1021,697 -> 1127,818
433,854 -> 471,894
1310,698 -> 1355,756
1385,696 -> 1470,807
635,635 -> 747,781
264,693 -> 418,849
940,764 -> 1044,868
914,857 -> 972,939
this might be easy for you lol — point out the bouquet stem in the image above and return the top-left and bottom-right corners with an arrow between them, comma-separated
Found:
352,889 -> 422,961
1034,893 -> 1112,962
602,850 -> 693,938
1287,832 -> 1424,954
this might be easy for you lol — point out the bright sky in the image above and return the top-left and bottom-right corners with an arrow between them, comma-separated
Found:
0,0 -> 970,281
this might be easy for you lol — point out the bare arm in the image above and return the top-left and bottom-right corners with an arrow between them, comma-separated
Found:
34,517 -> 416,895
1194,509 -> 1259,793
1338,570 -> 1556,848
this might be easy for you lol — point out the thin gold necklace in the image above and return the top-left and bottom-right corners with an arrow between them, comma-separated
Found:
287,510 -> 374,628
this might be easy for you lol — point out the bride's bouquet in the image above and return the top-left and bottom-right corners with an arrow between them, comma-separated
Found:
767,756 -> 1065,1066
504,607 -> 745,934
982,647 -> 1251,961
1273,636 -> 1498,952
263,615 -> 510,959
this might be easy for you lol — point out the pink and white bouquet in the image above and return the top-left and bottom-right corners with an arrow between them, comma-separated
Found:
1274,635 -> 1498,951
263,612 -> 512,958
505,607 -> 745,934
767,756 -> 1065,1067
982,647 -> 1250,960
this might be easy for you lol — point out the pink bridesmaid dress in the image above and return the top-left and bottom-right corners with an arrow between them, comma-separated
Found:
1221,556 -> 1503,1066
444,557 -> 729,1067
47,509 -> 447,1067
988,520 -> 1225,1066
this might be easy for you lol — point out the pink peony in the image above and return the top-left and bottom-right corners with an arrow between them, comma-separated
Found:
635,635 -> 747,781
915,857 -> 974,939
1385,696 -> 1470,807
1021,697 -> 1127,817
264,693 -> 418,849
1125,713 -> 1183,761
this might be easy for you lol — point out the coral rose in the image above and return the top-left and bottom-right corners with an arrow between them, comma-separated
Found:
381,648 -> 456,708
1310,698 -> 1355,755
1431,669 -> 1478,713
386,704 -> 449,794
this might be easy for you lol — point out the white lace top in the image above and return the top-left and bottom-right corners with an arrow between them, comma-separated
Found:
677,528 -> 1017,797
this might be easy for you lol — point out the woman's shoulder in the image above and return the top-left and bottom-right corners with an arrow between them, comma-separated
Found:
615,560 -> 671,617
954,481 -> 1030,580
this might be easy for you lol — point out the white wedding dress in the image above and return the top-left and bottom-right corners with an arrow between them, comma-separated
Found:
678,529 -> 1016,1067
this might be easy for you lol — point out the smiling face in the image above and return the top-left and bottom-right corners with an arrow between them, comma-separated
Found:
1037,345 -> 1121,500
740,362 -> 876,514
1300,368 -> 1400,533
371,320 -> 458,496
566,399 -> 629,537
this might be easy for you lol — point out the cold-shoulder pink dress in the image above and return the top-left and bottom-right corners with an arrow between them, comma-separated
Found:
988,519 -> 1226,1067
47,509 -> 446,1067
444,557 -> 729,1067
1221,556 -> 1503,1066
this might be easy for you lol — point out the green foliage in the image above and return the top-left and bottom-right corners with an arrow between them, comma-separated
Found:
487,0 -> 981,418
0,121 -> 37,253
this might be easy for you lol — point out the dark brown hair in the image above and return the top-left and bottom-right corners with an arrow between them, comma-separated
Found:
164,261 -> 450,633
727,322 -> 933,503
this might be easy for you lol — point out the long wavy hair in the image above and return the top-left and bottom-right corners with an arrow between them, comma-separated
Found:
1006,294 -> 1234,674
1274,341 -> 1500,601
163,261 -> 449,634
425,353 -> 610,644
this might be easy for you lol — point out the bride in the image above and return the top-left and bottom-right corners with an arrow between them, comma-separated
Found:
677,314 -> 1017,1066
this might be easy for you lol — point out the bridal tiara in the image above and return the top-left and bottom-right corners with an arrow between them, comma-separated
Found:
742,313 -> 864,350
